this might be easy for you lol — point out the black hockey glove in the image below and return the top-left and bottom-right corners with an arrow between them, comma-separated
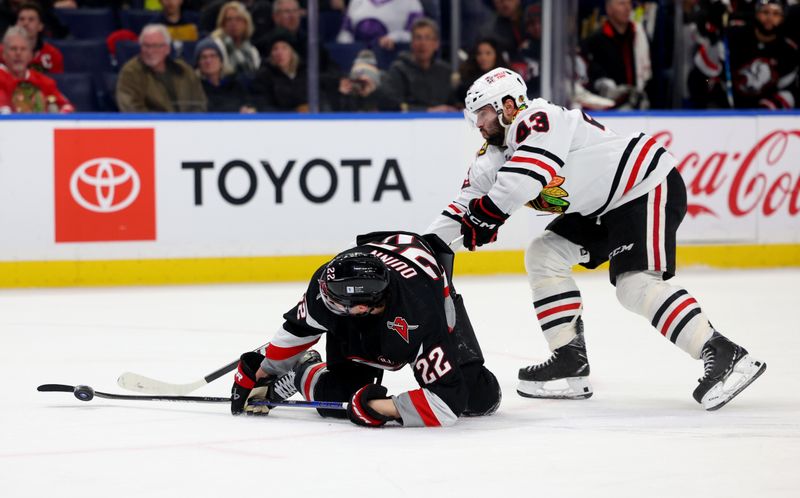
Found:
231,352 -> 273,416
460,196 -> 509,250
347,384 -> 395,428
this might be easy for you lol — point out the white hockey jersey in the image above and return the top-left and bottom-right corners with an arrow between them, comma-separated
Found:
427,99 -> 676,242
337,0 -> 424,45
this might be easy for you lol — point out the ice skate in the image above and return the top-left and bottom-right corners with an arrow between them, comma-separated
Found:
517,321 -> 593,400
267,349 -> 322,401
693,333 -> 766,411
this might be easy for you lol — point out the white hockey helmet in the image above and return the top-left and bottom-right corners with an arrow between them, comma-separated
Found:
464,68 -> 528,125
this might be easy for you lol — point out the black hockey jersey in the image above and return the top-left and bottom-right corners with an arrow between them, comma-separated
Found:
259,232 -> 466,427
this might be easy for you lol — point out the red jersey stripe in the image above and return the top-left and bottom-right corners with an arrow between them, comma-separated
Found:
660,298 -> 697,336
265,338 -> 320,360
623,137 -> 656,194
509,155 -> 557,179
407,389 -> 441,427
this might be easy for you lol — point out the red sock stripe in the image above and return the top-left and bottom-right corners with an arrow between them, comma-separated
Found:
536,302 -> 581,320
407,389 -> 441,427
660,298 -> 697,336
266,338 -> 320,360
302,362 -> 327,400
624,137 -> 656,194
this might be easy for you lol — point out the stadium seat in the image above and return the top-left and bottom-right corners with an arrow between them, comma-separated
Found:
375,43 -> 409,70
49,39 -> 112,73
114,40 -> 141,68
324,42 -> 366,72
54,8 -> 117,40
173,40 -> 198,64
94,72 -> 119,112
319,11 -> 343,43
119,9 -> 160,35
50,72 -> 96,112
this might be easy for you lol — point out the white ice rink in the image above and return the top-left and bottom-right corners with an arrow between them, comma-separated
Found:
1,268 -> 798,497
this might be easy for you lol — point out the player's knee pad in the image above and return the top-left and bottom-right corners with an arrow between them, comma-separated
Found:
525,231 -> 587,283
462,366 -> 502,417
615,270 -> 664,315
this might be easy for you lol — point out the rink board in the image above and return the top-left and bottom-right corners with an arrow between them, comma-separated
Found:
0,112 -> 798,286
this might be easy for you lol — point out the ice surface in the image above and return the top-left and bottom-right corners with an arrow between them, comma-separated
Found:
1,269 -> 798,497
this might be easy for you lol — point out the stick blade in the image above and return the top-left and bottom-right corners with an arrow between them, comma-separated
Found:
117,372 -> 205,395
38,384 -> 74,392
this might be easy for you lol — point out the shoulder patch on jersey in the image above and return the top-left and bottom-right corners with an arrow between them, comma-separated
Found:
477,142 -> 488,156
526,175 -> 570,213
387,316 -> 418,343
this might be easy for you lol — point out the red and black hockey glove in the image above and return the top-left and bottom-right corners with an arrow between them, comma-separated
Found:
347,384 -> 395,428
231,352 -> 272,416
460,196 -> 509,250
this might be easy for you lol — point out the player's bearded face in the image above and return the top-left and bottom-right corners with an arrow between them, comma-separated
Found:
474,105 -> 505,146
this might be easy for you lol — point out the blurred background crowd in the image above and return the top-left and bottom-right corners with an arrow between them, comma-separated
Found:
0,0 -> 797,113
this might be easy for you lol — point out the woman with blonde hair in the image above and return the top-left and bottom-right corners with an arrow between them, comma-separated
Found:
211,1 -> 260,78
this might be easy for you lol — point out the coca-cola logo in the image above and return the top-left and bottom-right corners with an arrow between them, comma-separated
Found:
652,129 -> 800,218
69,157 -> 141,213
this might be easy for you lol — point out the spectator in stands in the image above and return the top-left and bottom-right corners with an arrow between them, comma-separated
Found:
332,48 -> 387,112
116,23 -> 206,112
256,0 -> 340,76
688,0 -> 797,109
194,36 -> 255,112
455,37 -> 508,105
0,26 -> 73,112
11,3 -> 63,73
336,0 -> 423,50
581,0 -> 652,109
158,0 -> 200,42
200,0 -> 273,43
381,17 -> 456,112
478,0 -> 524,59
211,1 -> 261,77
250,29 -> 311,111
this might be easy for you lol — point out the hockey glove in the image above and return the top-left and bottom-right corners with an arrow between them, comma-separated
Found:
460,196 -> 509,250
231,352 -> 273,416
347,384 -> 395,428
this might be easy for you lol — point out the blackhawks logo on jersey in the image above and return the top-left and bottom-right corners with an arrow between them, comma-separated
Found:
526,176 -> 570,213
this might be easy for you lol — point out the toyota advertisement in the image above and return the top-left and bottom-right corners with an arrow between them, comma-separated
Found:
0,115 -> 797,268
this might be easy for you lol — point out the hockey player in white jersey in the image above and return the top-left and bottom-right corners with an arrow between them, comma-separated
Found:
427,67 -> 766,410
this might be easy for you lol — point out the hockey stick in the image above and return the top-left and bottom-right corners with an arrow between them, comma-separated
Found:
721,11 -> 735,108
117,342 -> 270,395
37,384 -> 347,410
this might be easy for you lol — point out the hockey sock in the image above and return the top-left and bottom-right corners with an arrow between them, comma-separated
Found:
526,232 -> 587,351
616,271 -> 714,358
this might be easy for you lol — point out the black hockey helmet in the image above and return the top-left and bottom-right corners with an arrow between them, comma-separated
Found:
318,252 -> 390,316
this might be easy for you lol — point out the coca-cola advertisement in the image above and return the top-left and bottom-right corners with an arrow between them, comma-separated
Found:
604,115 -> 800,244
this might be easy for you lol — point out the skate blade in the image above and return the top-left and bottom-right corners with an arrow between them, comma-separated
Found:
701,355 -> 767,411
517,377 -> 593,400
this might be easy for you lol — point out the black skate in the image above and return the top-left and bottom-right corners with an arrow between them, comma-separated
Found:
693,333 -> 766,411
517,321 -> 592,400
267,349 -> 322,402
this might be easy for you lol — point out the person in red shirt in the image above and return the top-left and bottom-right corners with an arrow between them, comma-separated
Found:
0,26 -> 73,113
15,3 -> 64,73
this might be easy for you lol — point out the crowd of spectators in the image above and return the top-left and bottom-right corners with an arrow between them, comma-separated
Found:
0,0 -> 796,114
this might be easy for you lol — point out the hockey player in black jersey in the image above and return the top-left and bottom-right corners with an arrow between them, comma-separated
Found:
690,0 -> 798,109
429,67 -> 766,411
230,231 -> 501,427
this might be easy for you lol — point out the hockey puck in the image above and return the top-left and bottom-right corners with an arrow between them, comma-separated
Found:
73,385 -> 95,402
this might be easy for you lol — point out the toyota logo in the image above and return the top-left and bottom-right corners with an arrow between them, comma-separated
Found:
69,157 -> 141,213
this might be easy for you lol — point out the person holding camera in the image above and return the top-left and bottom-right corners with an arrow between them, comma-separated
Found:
332,49 -> 388,112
